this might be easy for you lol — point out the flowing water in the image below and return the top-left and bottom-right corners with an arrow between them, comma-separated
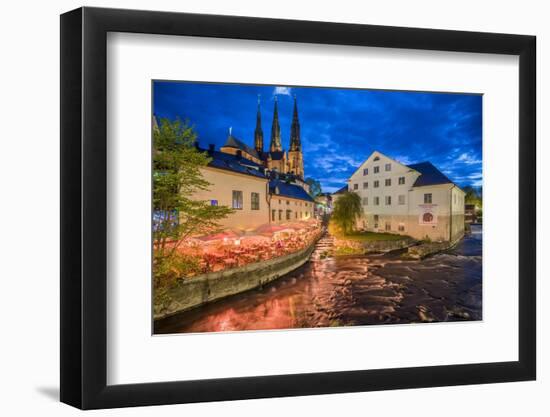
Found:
154,225 -> 482,334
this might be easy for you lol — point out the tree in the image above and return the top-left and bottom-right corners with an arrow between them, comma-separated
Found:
332,191 -> 362,234
463,185 -> 482,207
305,177 -> 322,198
153,117 -> 233,283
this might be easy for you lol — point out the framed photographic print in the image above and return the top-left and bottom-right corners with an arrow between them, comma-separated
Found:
60,6 -> 536,409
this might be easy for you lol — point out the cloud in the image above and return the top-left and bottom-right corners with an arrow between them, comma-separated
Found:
273,86 -> 292,96
457,152 -> 482,165
313,154 -> 363,174
394,155 -> 413,165
154,81 -> 482,190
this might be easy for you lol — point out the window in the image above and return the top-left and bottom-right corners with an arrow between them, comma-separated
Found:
251,192 -> 260,210
385,222 -> 391,231
398,176 -> 405,185
385,196 -> 391,205
363,168 -> 368,175
286,210 -> 292,220
286,200 -> 290,205
385,178 -> 391,186
278,210 -> 283,220
398,224 -> 405,232
373,156 -> 380,161
424,193 -> 432,204
210,200 -> 218,206
362,197 -> 368,206
374,180 -> 379,188
295,212 -> 298,219
271,209 -> 276,221
374,197 -> 380,206
363,182 -> 368,189
374,166 -> 380,173
398,195 -> 406,205
374,214 -> 379,228
353,183 -> 358,190
232,190 -> 243,209
385,163 -> 391,171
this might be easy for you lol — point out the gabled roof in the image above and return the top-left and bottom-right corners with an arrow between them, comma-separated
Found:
206,149 -> 266,179
407,161 -> 453,187
222,135 -> 261,160
332,185 -> 348,195
269,180 -> 314,202
349,150 -> 412,179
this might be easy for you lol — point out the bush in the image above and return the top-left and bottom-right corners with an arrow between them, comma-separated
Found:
153,251 -> 202,289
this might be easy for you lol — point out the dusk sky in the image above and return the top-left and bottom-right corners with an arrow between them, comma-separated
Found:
153,81 -> 482,193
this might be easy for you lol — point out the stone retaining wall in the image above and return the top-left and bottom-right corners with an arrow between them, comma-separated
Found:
333,236 -> 416,254
406,241 -> 451,259
154,241 -> 317,320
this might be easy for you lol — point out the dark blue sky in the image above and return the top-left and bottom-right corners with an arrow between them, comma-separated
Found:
153,81 -> 482,192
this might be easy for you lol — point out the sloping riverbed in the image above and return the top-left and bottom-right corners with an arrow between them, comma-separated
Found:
154,225 -> 482,334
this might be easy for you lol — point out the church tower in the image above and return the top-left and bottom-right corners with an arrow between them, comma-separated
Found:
288,96 -> 304,178
269,97 -> 282,152
254,96 -> 264,154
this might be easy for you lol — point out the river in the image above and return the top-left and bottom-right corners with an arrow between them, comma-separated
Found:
154,225 -> 482,334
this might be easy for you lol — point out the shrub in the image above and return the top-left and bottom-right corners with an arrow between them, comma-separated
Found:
153,251 -> 201,289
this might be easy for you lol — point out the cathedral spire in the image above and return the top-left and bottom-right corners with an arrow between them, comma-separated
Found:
270,96 -> 282,152
254,95 -> 264,153
289,95 -> 301,151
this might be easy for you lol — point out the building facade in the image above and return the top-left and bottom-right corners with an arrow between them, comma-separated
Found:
182,96 -> 314,233
344,151 -> 465,242
269,180 -> 315,224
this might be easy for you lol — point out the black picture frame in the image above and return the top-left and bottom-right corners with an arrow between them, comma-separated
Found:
60,6 -> 536,410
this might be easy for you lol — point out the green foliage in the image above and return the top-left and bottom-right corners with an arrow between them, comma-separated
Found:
305,177 -> 322,198
153,117 -> 233,284
333,246 -> 364,256
342,231 -> 406,242
153,252 -> 202,288
329,220 -> 406,242
332,191 -> 362,234
463,185 -> 482,207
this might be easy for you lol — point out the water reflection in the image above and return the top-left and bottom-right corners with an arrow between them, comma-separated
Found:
155,226 -> 482,334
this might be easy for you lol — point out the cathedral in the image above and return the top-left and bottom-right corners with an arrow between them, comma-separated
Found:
220,96 -> 305,179
161,95 -> 316,230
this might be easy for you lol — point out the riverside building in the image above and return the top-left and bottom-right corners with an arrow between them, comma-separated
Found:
344,151 -> 465,242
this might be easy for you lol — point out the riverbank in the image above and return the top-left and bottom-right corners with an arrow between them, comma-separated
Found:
154,233 -> 320,320
154,227 -> 482,334
328,223 -> 416,256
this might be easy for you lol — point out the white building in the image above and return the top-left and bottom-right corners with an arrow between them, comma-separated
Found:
346,151 -> 465,242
